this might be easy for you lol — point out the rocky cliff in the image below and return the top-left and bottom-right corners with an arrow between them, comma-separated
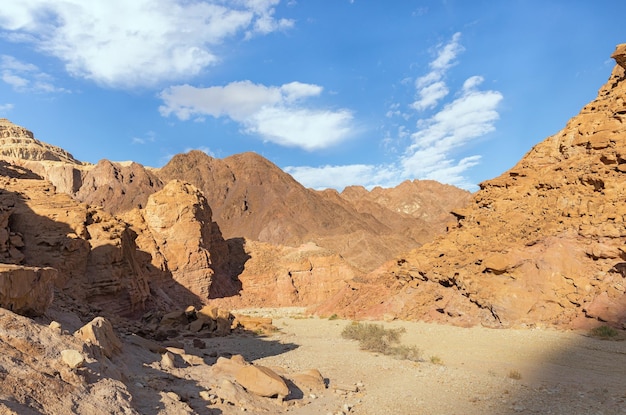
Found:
318,44 -> 626,329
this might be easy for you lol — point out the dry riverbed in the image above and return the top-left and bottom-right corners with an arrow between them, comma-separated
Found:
207,308 -> 626,415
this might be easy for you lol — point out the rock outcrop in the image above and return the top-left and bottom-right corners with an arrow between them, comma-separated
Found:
74,159 -> 164,214
122,180 -> 236,303
0,118 -> 82,164
0,170 -> 152,316
318,44 -> 626,329
0,264 -> 56,316
212,240 -> 358,309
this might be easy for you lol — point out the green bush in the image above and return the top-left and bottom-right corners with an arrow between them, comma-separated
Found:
341,322 -> 421,362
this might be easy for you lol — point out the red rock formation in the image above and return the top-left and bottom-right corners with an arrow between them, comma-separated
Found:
74,159 -> 163,214
318,44 -> 626,329
0,264 -> 56,316
0,172 -> 151,316
124,180 -> 234,302
211,240 -> 358,309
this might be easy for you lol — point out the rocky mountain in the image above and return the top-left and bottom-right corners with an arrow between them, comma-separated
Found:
0,118 -> 82,164
317,44 -> 626,329
157,150 -> 468,272
0,118 -> 468,274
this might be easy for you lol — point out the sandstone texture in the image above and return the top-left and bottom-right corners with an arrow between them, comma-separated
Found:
0,118 -> 82,164
212,240 -> 358,309
0,264 -> 56,316
318,46 -> 626,329
127,180 -> 233,300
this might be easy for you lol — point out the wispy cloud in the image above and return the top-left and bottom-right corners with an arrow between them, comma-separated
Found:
0,0 -> 293,89
0,103 -> 14,113
159,81 -> 354,151
0,55 -> 66,93
286,33 -> 503,191
285,164 -> 398,190
131,131 -> 156,145
411,32 -> 463,111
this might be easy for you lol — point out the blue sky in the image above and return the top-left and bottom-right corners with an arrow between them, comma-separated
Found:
0,1 -> 624,191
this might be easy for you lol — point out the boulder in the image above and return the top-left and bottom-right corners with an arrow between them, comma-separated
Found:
159,310 -> 188,328
0,264 -> 56,316
290,369 -> 326,392
74,317 -> 122,358
235,365 -> 289,398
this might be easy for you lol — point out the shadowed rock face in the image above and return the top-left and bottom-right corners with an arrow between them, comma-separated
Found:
0,174 -> 152,316
318,45 -> 626,329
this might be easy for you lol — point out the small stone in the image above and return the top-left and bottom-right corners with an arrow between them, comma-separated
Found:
161,351 -> 176,369
165,391 -> 180,401
49,321 -> 62,331
61,349 -> 84,369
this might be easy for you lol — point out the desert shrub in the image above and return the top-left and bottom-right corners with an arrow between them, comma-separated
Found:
590,325 -> 619,339
508,370 -> 522,380
341,322 -> 421,361
430,355 -> 444,365
328,314 -> 339,320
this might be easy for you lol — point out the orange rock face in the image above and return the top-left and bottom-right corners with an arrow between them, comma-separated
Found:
139,180 -> 229,299
319,45 -> 626,329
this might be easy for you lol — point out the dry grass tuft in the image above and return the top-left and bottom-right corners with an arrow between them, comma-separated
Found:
508,369 -> 522,380
589,325 -> 619,339
341,322 -> 421,362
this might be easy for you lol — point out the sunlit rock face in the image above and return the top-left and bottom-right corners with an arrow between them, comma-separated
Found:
318,44 -> 626,330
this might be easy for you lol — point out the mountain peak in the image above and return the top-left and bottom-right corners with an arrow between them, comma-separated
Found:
0,119 -> 83,165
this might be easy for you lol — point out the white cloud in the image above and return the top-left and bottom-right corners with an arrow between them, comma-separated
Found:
0,55 -> 66,93
159,80 -> 355,151
131,131 -> 156,145
411,81 -> 448,111
285,164 -> 399,190
0,103 -> 14,112
0,0 -> 294,88
286,32 -> 503,191
411,32 -> 463,111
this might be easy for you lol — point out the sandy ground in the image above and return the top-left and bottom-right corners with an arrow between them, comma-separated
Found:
204,308 -> 626,415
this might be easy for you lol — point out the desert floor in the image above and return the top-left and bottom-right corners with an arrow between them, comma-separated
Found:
206,308 -> 626,415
